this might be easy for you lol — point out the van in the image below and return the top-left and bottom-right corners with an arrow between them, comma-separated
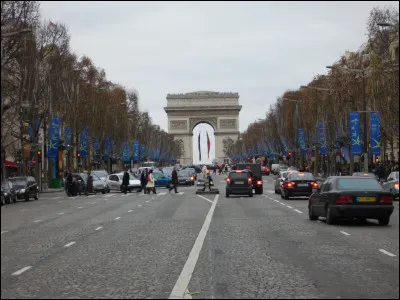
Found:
236,163 -> 263,194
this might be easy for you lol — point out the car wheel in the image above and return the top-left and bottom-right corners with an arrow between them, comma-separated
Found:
283,193 -> 289,200
280,192 -> 284,199
249,193 -> 253,197
102,190 -> 106,194
107,188 -> 110,193
325,205 -> 335,225
34,191 -> 39,200
25,196 -> 29,201
1,197 -> 4,206
5,197 -> 10,205
308,205 -> 318,221
226,192 -> 229,198
13,195 -> 17,203
378,216 -> 390,226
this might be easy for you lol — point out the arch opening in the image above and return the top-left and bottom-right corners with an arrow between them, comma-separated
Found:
192,122 -> 215,165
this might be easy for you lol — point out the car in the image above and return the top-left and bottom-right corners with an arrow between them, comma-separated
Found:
308,176 -> 394,225
261,166 -> 271,175
177,169 -> 195,186
153,170 -> 172,188
1,180 -> 17,204
64,173 -> 88,195
225,170 -> 253,197
352,172 -> 381,184
106,173 -> 141,192
9,176 -> 39,201
280,172 -> 318,199
274,170 -> 298,194
91,169 -> 109,182
236,163 -> 263,194
84,173 -> 109,194
381,171 -> 399,199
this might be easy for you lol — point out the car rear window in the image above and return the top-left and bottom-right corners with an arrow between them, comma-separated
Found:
236,164 -> 261,176
289,173 -> 315,180
229,172 -> 249,180
337,178 -> 382,190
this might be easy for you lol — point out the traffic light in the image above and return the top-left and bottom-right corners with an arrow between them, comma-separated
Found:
287,151 -> 292,160
77,152 -> 81,159
37,150 -> 42,163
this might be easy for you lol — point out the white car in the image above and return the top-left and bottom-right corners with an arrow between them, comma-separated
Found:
106,173 -> 141,192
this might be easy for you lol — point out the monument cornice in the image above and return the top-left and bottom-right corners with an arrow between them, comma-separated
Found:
164,105 -> 242,112
166,92 -> 239,99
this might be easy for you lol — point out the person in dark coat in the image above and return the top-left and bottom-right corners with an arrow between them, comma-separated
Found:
66,170 -> 73,197
169,167 -> 179,193
122,168 -> 130,194
86,172 -> 94,195
137,169 -> 148,194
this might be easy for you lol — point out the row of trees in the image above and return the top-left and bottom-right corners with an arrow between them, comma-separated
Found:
225,6 -> 399,167
1,1 -> 182,173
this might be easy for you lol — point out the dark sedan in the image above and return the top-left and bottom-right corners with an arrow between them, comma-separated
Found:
177,170 -> 195,186
308,176 -> 394,225
1,180 -> 17,205
9,176 -> 39,201
280,172 -> 318,199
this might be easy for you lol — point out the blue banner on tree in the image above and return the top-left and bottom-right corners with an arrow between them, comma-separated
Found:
93,137 -> 99,159
48,117 -> 60,158
103,136 -> 111,160
370,112 -> 381,155
64,127 -> 72,147
133,141 -> 140,161
297,129 -> 307,154
349,112 -> 362,155
280,137 -> 288,156
29,119 -> 40,143
317,123 -> 328,155
122,141 -> 130,162
268,143 -> 275,159
140,145 -> 146,159
79,127 -> 89,158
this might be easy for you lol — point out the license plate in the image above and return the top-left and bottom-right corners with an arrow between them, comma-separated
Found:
298,183 -> 309,187
235,181 -> 244,184
357,196 -> 376,203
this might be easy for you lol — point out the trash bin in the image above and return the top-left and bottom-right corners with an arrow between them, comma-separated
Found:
51,178 -> 62,188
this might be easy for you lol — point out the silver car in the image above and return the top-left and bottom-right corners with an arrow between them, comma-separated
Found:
382,171 -> 399,199
274,170 -> 298,194
106,173 -> 141,192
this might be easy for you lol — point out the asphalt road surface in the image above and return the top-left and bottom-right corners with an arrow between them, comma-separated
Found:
1,175 -> 399,299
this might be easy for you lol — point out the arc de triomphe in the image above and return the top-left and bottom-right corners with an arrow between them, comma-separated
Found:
164,91 -> 242,165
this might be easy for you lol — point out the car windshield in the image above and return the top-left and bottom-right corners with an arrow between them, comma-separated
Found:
178,171 -> 190,177
230,172 -> 249,180
129,173 -> 137,180
92,171 -> 107,178
289,173 -> 315,180
1,181 -> 10,189
91,173 -> 101,181
337,178 -> 383,190
9,178 -> 27,186
281,172 -> 290,179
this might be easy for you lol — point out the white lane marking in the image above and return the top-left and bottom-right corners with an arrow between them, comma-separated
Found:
64,242 -> 76,247
91,202 -> 97,204
121,194 -> 129,197
273,200 -> 279,202
279,202 -> 286,206
138,204 -> 142,207
95,226 -> 103,231
128,210 -> 133,212
158,192 -> 167,196
52,196 -> 62,200
88,195 -> 96,198
379,249 -> 397,257
145,200 -> 150,203
178,192 -> 185,195
169,195 -> 219,299
1,231 -> 9,234
114,217 -> 121,220
103,194 -> 114,198
58,201 -> 63,203
294,209 -> 303,214
77,207 -> 83,209
58,212 -> 64,215
340,231 -> 350,236
286,205 -> 293,209
267,190 -> 274,194
20,208 -> 29,212
12,266 -> 32,276
33,219 -> 42,223
197,194 -> 214,204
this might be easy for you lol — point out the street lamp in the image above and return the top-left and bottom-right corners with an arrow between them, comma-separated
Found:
327,65 -> 369,172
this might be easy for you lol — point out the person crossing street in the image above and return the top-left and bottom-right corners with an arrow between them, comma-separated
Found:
169,167 -> 179,193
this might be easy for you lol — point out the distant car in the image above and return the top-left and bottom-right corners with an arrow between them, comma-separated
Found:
1,180 -> 17,204
381,171 -> 399,199
9,176 -> 39,201
106,173 -> 140,192
274,170 -> 298,194
177,170 -> 195,186
86,173 -> 109,194
226,170 -> 253,197
153,170 -> 172,188
236,163 -> 263,194
261,166 -> 271,175
352,172 -> 381,184
91,169 -> 109,182
308,176 -> 394,225
280,172 -> 318,199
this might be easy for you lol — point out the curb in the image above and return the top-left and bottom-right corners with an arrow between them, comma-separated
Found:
40,189 -> 65,194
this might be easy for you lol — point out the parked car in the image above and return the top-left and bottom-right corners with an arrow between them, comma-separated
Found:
9,176 -> 39,201
280,172 -> 318,199
226,170 -> 253,197
153,170 -> 172,188
236,163 -> 263,194
106,173 -> 141,192
91,169 -> 109,182
84,173 -> 109,194
381,171 -> 399,199
308,176 -> 394,225
1,180 -> 17,204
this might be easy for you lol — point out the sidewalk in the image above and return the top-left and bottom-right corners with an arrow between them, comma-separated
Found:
40,188 -> 64,194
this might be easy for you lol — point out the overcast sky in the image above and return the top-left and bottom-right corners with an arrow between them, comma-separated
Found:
40,1 -> 398,135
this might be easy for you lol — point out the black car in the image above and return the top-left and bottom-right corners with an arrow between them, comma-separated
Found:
1,180 -> 17,205
280,172 -> 318,199
177,170 -> 195,186
308,176 -> 394,225
226,170 -> 253,197
64,173 -> 87,195
236,163 -> 263,194
9,176 -> 39,201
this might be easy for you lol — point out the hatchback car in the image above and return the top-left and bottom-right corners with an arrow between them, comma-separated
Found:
153,171 -> 173,188
1,180 -> 17,204
106,173 -> 141,192
280,172 -> 318,199
381,171 -> 399,199
9,176 -> 39,201
226,170 -> 253,197
308,176 -> 394,225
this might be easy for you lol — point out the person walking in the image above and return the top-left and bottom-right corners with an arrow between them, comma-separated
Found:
122,168 -> 130,194
146,169 -> 156,194
169,167 -> 179,193
66,169 -> 73,197
137,170 -> 148,194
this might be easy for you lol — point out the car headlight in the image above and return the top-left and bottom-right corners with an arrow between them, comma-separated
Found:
4,192 -> 8,196
20,189 -> 26,193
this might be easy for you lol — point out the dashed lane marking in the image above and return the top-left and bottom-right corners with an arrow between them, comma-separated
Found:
114,217 -> 121,220
267,190 -> 275,194
158,192 -> 167,196
286,205 -> 293,209
12,266 -> 32,276
91,202 -> 97,204
294,209 -> 303,214
77,207 -> 83,209
52,196 -> 62,200
379,249 -> 397,257
279,202 -> 286,206
128,210 -> 133,212
95,226 -> 103,231
138,204 -> 142,207
64,242 -> 76,247
340,231 -> 350,236
1,231 -> 8,234
103,194 -> 114,198
33,219 -> 42,223
178,192 -> 185,195
146,200 -> 150,203
197,194 -> 213,204
58,212 -> 64,215
88,195 -> 96,198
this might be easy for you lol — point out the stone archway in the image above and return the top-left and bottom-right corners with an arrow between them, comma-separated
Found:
164,91 -> 242,165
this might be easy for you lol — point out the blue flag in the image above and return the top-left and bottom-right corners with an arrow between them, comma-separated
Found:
122,141 -> 130,162
268,143 -> 275,159
79,127 -> 89,158
318,123 -> 328,155
370,112 -> 381,155
297,128 -> 307,154
103,135 -> 111,160
48,117 -> 60,158
349,112 -> 362,155
64,127 -> 72,147
93,137 -> 99,159
280,137 -> 288,156
133,141 -> 140,161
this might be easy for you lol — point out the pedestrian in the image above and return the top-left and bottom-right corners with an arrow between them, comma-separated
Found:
169,167 -> 179,193
122,168 -> 130,194
146,169 -> 156,194
86,171 -> 94,196
137,170 -> 148,194
66,169 -> 73,197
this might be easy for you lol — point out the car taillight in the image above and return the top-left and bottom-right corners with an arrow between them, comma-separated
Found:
267,168 -> 270,172
394,181 -> 399,189
379,196 -> 393,204
226,178 -> 231,184
248,178 -> 252,184
257,180 -> 262,185
311,181 -> 319,188
286,181 -> 295,188
336,195 -> 353,204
